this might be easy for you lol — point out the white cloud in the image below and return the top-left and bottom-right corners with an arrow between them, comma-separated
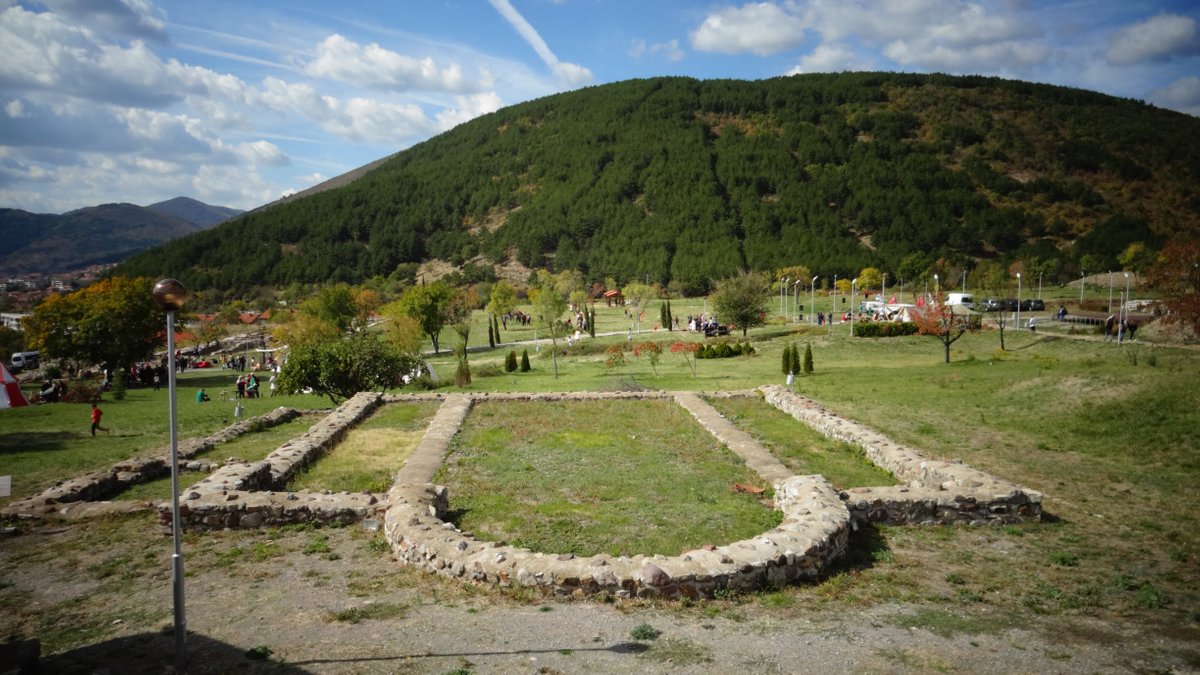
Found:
304,34 -> 475,93
630,38 -> 685,62
802,0 -> 1048,73
690,3 -> 807,56
1149,75 -> 1200,116
786,44 -> 871,74
487,0 -> 593,87
40,0 -> 166,41
1105,14 -> 1198,66
435,91 -> 504,131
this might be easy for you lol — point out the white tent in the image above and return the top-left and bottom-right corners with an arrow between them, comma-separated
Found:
0,362 -> 29,408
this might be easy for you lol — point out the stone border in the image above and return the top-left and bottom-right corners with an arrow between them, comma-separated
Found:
2,406 -> 305,521
758,385 -> 1043,525
384,391 -> 852,598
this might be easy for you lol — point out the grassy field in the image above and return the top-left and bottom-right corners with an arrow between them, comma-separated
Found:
0,369 -> 330,506
434,398 -> 781,557
2,296 -> 1198,658
288,401 -> 439,493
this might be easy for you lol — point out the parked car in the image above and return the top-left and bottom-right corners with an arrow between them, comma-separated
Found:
1002,298 -> 1019,311
1020,298 -> 1046,311
980,298 -> 1004,312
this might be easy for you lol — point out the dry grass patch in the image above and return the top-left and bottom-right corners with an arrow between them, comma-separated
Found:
289,402 -> 439,493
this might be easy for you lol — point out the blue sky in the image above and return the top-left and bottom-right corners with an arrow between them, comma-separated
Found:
1,0 -> 1198,214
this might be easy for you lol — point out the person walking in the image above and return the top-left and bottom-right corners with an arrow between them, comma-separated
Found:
90,403 -> 108,436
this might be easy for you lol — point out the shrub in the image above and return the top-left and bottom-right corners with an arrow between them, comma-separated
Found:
803,343 -> 813,374
520,349 -> 531,372
505,350 -> 518,372
853,321 -> 919,338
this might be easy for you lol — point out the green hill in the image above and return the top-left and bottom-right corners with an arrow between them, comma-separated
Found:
115,73 -> 1200,294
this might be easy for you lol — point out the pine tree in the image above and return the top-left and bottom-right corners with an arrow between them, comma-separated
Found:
660,301 -> 669,330
666,299 -> 673,331
520,349 -> 531,372
782,343 -> 793,375
790,342 -> 802,375
505,349 -> 518,372
803,343 -> 814,374
492,314 -> 502,344
487,322 -> 495,349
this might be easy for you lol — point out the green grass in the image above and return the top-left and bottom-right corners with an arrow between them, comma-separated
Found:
435,398 -> 783,557
287,401 -> 439,493
116,415 -> 320,501
0,369 -> 329,506
706,396 -> 899,489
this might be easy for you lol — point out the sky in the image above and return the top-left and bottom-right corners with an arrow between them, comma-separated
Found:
1,0 -> 1198,215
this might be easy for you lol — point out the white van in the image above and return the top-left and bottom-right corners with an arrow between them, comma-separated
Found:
946,293 -> 974,309
10,351 -> 39,372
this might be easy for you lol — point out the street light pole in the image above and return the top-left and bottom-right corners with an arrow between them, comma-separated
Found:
780,277 -> 787,320
850,278 -> 858,335
810,276 -> 818,326
962,270 -> 967,294
1108,271 -> 1113,313
1080,271 -> 1085,304
1016,272 -> 1022,330
933,273 -> 939,298
152,278 -> 189,675
793,280 -> 802,323
832,274 -> 837,319
882,272 -> 887,304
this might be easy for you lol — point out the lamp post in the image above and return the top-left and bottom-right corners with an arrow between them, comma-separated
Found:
793,279 -> 802,323
962,270 -> 967,294
882,272 -> 887,304
1120,272 -> 1131,343
1080,271 -> 1085,304
810,276 -> 818,326
850,278 -> 858,335
780,277 -> 788,320
1108,271 -> 1114,313
1038,271 -> 1043,300
933,273 -> 939,298
152,278 -> 188,674
1016,272 -> 1022,330
832,274 -> 837,319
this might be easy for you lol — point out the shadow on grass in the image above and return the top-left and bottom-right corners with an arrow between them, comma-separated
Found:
0,431 -> 79,454
836,523 -> 891,572
39,631 -> 312,674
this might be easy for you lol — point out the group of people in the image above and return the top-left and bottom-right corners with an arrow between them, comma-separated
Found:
502,311 -> 532,328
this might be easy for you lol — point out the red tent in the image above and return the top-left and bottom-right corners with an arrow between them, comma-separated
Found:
1,362 -> 29,408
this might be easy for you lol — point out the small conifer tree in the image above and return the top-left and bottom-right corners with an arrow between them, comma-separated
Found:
487,322 -> 495,349
782,344 -> 793,375
803,343 -> 814,374
520,349 -> 531,372
505,349 -> 518,372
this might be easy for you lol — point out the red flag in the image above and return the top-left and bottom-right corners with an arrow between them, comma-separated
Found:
888,295 -> 896,304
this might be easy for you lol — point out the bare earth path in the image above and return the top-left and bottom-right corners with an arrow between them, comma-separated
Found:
5,518 -> 1194,674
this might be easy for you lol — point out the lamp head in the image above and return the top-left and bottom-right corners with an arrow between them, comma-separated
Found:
152,278 -> 188,311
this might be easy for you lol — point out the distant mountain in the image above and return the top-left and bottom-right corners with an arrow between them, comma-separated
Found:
0,198 -> 240,276
147,197 -> 242,228
117,73 -> 1200,294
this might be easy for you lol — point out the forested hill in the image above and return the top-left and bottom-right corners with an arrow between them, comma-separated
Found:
116,73 -> 1200,294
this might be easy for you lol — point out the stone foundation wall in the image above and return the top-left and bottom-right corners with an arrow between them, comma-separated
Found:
2,406 -> 303,520
165,392 -> 384,531
385,475 -> 849,599
759,385 -> 1042,525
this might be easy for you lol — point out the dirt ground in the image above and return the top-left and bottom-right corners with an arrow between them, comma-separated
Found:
2,515 -> 1196,675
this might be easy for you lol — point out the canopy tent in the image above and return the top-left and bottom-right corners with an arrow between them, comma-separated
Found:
1,362 -> 29,408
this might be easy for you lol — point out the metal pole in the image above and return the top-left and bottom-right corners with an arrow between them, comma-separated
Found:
882,273 -> 887,305
1038,272 -> 1043,300
153,279 -> 188,675
1108,271 -> 1113,313
793,280 -> 801,323
166,309 -> 186,672
832,274 -> 837,319
1080,271 -> 1085,304
850,279 -> 857,335
810,276 -> 818,326
1016,273 -> 1022,330
962,270 -> 967,294
780,277 -> 787,320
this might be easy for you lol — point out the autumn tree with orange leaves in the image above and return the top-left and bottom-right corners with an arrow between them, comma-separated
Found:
911,294 -> 980,363
1147,239 -> 1200,337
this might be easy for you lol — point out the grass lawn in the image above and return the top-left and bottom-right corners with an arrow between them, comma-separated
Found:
706,395 -> 899,489
0,369 -> 329,507
435,398 -> 782,557
288,401 -> 440,493
116,415 -> 323,501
